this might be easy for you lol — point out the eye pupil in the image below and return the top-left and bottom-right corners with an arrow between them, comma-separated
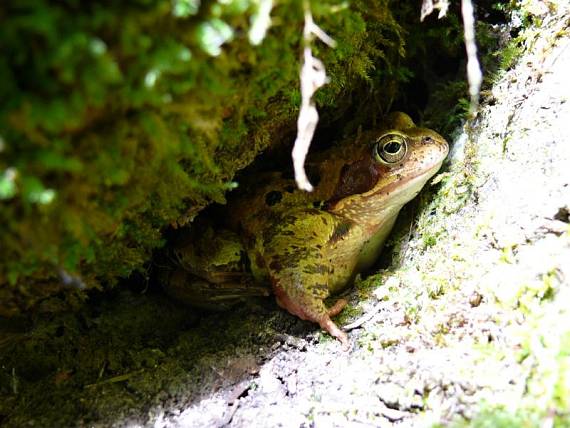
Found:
384,141 -> 401,154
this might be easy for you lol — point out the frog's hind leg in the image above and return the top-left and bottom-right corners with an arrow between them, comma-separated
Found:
166,268 -> 269,311
164,226 -> 270,310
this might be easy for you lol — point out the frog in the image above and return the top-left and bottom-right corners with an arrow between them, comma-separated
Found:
165,112 -> 449,350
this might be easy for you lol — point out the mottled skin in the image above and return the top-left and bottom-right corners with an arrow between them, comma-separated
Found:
167,113 -> 449,349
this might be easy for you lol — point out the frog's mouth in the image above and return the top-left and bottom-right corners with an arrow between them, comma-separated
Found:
369,161 -> 444,199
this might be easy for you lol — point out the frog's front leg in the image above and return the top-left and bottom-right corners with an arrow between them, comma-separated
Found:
273,281 -> 349,349
262,210 -> 351,350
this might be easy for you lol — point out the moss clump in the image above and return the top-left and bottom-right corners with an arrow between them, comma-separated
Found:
0,0 -> 410,315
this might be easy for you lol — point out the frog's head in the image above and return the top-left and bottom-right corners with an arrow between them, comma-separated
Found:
327,112 -> 449,224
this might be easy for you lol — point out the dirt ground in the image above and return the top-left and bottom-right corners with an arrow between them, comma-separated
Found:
1,3 -> 569,427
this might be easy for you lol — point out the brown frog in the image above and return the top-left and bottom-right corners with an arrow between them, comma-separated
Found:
165,112 -> 449,349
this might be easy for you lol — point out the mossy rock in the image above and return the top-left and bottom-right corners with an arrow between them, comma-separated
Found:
0,0 -> 413,316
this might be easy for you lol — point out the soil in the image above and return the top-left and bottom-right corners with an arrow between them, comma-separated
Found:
0,4 -> 569,427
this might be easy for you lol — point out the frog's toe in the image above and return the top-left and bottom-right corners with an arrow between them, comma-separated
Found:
319,316 -> 350,351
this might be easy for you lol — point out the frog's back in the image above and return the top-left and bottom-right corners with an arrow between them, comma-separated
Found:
226,161 -> 342,236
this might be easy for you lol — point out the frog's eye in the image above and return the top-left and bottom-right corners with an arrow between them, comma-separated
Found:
373,133 -> 408,164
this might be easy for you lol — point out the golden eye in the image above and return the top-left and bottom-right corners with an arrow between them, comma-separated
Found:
373,133 -> 407,164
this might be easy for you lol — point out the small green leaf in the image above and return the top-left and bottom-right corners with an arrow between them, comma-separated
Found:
0,168 -> 17,200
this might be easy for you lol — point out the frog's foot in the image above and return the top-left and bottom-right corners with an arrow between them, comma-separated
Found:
319,314 -> 350,351
274,286 -> 349,350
